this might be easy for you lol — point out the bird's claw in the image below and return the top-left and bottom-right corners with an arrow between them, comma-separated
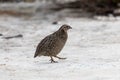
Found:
49,57 -> 58,63
59,57 -> 67,59
54,56 -> 67,60
51,60 -> 58,63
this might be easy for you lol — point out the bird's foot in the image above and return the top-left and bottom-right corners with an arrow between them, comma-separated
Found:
58,57 -> 67,59
50,56 -> 58,63
50,59 -> 58,63
54,56 -> 67,60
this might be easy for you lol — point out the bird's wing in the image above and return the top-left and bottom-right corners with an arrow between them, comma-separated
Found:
34,34 -> 54,58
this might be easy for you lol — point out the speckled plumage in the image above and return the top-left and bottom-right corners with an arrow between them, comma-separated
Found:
34,24 -> 72,63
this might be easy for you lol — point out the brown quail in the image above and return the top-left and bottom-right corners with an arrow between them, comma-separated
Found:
34,24 -> 72,63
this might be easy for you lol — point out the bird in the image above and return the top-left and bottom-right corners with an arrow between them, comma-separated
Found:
34,24 -> 72,63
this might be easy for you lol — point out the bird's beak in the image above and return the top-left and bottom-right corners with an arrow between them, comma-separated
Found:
69,26 -> 72,29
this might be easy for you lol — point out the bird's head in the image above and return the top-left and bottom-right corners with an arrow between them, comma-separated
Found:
59,24 -> 72,31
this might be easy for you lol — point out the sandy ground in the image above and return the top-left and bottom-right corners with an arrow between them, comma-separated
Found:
0,16 -> 120,80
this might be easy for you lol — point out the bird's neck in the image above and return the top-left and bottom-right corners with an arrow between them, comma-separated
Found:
58,29 -> 66,34
56,29 -> 68,39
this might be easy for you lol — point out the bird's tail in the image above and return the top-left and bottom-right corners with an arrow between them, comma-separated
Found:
34,53 -> 37,58
34,52 -> 42,58
34,51 -> 38,58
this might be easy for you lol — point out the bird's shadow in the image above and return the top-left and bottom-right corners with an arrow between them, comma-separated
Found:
34,59 -> 67,65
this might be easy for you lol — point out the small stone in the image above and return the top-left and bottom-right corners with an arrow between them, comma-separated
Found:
0,33 -> 3,36
52,21 -> 58,25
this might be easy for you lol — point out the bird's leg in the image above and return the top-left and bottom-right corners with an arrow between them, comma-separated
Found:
54,56 -> 67,59
50,56 -> 58,63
